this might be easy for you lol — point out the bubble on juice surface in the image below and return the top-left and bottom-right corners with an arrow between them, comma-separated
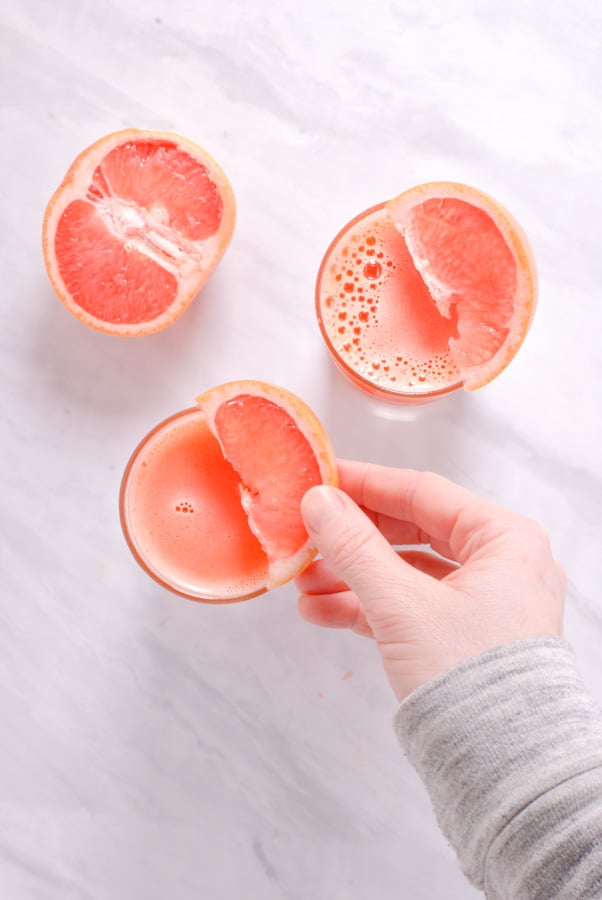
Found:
363,261 -> 382,279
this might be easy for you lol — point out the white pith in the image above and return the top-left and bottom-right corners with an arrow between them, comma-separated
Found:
91,191 -> 205,279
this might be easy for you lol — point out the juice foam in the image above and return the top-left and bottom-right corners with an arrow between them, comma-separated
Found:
317,204 -> 462,398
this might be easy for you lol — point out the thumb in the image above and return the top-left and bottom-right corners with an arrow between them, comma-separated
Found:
301,485 -> 432,619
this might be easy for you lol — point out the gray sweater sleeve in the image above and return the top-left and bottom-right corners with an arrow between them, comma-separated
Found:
394,638 -> 602,899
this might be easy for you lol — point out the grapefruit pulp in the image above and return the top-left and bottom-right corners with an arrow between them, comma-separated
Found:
120,381 -> 338,602
42,129 -> 236,335
316,181 -> 537,397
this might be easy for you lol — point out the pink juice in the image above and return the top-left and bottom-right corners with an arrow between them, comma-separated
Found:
120,409 -> 269,602
316,203 -> 463,402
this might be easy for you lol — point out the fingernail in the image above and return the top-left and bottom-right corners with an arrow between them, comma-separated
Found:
301,485 -> 346,534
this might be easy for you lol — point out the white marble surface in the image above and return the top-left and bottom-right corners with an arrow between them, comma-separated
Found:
2,1 -> 602,897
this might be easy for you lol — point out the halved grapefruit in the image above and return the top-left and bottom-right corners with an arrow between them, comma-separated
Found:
42,129 -> 236,336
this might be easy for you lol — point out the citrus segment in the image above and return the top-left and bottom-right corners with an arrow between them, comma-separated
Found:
402,198 -> 517,369
43,129 -> 236,336
213,395 -> 323,560
89,140 -> 224,241
196,381 -> 338,590
386,182 -> 537,390
55,199 -> 178,324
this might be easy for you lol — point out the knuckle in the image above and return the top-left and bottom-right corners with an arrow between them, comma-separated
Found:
523,517 -> 552,551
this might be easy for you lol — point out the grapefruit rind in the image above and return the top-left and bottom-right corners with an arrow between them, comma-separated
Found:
385,181 -> 537,391
196,381 -> 338,590
42,129 -> 236,336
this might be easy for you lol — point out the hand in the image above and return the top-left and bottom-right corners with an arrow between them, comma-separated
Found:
295,460 -> 565,701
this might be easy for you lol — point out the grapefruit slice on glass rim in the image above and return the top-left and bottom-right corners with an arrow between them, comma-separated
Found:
120,381 -> 338,602
198,381 -> 338,591
42,128 -> 236,336
385,181 -> 538,391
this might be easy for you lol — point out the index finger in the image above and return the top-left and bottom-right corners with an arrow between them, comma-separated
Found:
337,459 -> 509,564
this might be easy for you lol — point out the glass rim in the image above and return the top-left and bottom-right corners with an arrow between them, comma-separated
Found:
119,407 -> 268,604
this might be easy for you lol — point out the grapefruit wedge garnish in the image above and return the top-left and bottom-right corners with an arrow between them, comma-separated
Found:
42,129 -> 235,336
196,381 -> 338,593
385,182 -> 537,390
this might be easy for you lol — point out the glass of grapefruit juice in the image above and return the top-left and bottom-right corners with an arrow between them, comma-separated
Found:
119,382 -> 337,603
315,183 -> 537,403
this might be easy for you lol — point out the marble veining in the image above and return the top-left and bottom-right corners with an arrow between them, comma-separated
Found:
2,0 -> 602,897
